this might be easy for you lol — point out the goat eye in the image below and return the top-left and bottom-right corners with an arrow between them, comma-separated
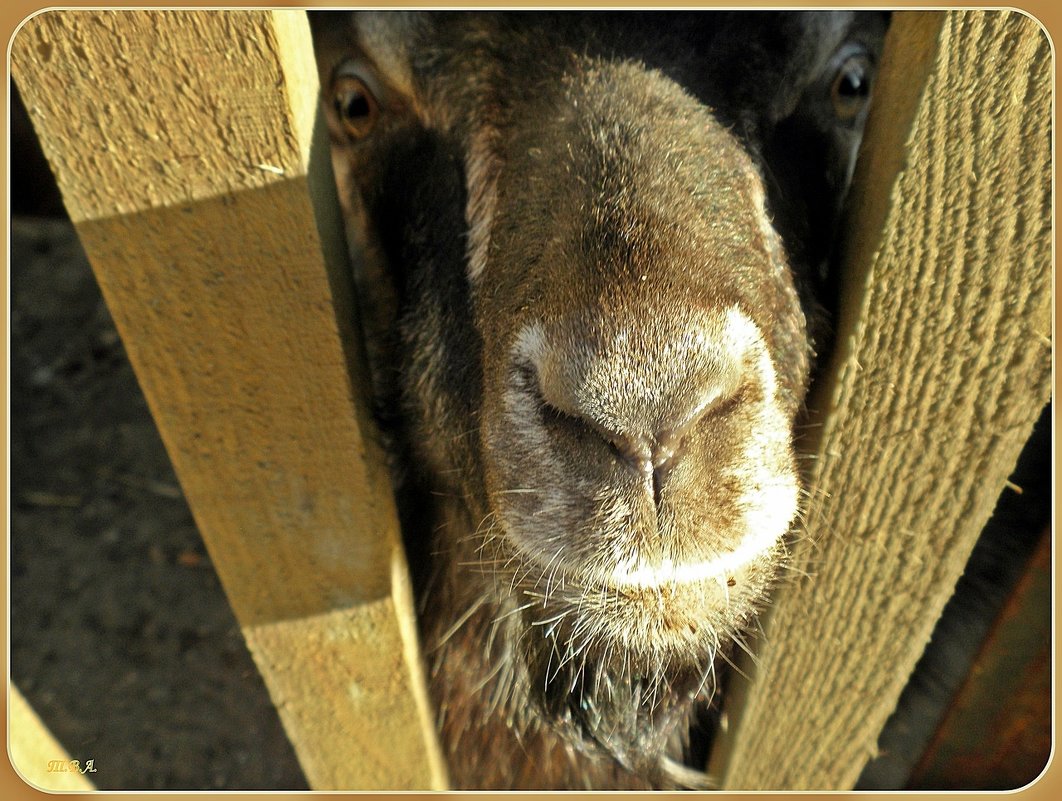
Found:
830,53 -> 872,121
333,75 -> 378,138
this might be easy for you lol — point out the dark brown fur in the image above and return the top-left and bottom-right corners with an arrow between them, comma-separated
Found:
311,11 -> 887,789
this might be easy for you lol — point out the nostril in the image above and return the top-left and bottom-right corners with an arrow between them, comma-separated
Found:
600,428 -> 688,508
522,357 -> 732,472
516,325 -> 748,506
606,432 -> 653,469
648,430 -> 684,508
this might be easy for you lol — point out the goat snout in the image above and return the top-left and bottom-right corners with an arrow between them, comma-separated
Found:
512,306 -> 758,478
527,336 -> 743,508
488,302 -> 794,592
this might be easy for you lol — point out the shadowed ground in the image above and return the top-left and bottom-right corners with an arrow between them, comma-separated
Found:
9,213 -> 308,790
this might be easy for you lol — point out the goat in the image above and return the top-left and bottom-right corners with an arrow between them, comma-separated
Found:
311,11 -> 888,789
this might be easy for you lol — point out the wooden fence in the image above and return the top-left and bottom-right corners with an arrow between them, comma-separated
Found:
11,9 -> 446,790
712,10 -> 1052,789
9,8 -> 1052,791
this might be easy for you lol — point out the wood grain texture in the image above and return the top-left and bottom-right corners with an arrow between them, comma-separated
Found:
719,11 -> 1052,790
12,10 -> 446,789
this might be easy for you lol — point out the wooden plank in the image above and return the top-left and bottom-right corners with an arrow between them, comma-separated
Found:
8,685 -> 96,792
12,10 -> 446,790
717,10 -> 1052,790
907,526 -> 1051,790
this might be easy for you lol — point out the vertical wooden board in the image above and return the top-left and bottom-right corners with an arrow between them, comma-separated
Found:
719,10 -> 1052,790
13,11 -> 310,220
12,10 -> 446,790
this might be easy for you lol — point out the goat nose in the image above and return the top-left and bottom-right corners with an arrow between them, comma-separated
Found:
531,352 -> 735,504
593,403 -> 710,507
518,313 -> 753,502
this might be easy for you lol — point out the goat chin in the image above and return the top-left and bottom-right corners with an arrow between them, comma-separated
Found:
311,10 -> 889,790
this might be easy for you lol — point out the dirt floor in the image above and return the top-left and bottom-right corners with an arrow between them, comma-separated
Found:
9,216 -> 308,790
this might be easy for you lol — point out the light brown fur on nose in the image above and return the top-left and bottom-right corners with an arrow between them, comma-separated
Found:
531,329 -> 741,506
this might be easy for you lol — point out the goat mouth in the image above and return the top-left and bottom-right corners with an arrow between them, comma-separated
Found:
506,530 -> 787,657
502,518 -> 789,597
602,523 -> 788,592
